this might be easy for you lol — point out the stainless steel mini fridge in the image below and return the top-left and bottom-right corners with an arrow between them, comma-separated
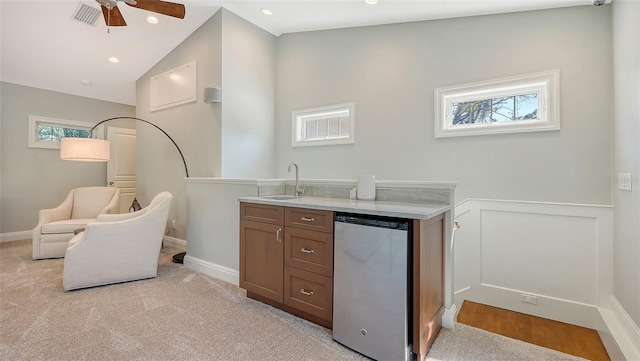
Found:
333,213 -> 412,361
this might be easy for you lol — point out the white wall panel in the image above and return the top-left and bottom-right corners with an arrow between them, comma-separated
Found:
454,199 -> 613,330
480,210 -> 597,303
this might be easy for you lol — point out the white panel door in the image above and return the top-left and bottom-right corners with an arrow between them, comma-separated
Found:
107,127 -> 136,213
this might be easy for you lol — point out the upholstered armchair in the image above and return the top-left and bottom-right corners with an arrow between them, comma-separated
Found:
32,187 -> 120,260
63,191 -> 173,291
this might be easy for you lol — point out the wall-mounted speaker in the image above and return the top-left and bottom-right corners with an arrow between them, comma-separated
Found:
204,87 -> 221,103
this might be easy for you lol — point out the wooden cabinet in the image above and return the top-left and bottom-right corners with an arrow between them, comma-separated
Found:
240,202 -> 284,225
239,201 -> 445,359
283,266 -> 333,321
284,227 -> 333,277
239,220 -> 283,303
240,203 -> 334,328
285,207 -> 334,233
413,214 -> 445,361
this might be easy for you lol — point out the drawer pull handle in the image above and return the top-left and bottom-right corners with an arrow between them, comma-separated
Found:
300,288 -> 314,296
300,248 -> 314,254
300,217 -> 315,222
276,228 -> 282,243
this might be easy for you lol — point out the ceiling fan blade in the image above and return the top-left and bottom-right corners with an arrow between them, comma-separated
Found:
101,5 -> 127,26
126,0 -> 186,19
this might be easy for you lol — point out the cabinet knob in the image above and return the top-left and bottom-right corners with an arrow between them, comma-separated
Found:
300,248 -> 314,254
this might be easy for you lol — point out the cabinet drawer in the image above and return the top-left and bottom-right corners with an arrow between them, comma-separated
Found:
285,207 -> 334,233
240,202 -> 284,225
284,266 -> 333,321
285,228 -> 333,277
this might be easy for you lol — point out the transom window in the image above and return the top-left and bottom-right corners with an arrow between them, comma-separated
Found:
435,70 -> 559,138
28,115 -> 102,149
292,103 -> 355,147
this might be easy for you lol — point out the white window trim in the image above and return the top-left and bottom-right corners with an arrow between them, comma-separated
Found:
28,115 -> 103,149
434,70 -> 560,138
291,102 -> 355,147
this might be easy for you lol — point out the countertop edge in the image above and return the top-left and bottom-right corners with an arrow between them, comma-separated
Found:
238,196 -> 450,220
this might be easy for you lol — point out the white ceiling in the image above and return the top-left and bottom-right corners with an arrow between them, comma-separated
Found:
0,0 -> 600,105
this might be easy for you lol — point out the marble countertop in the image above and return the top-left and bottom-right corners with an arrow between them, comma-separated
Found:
238,195 -> 450,220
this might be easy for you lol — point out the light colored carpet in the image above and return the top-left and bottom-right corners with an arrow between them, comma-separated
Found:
0,240 -> 586,361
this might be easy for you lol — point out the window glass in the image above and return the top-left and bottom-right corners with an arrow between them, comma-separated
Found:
435,70 -> 559,138
28,116 -> 101,149
37,124 -> 91,142
292,103 -> 355,147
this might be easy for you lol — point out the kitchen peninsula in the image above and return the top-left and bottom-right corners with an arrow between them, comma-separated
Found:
185,178 -> 456,361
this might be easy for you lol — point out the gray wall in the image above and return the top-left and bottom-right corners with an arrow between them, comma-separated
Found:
136,10 -> 223,240
136,9 -> 276,239
613,0 -> 640,329
275,6 -> 613,205
220,9 -> 277,178
0,82 -> 134,234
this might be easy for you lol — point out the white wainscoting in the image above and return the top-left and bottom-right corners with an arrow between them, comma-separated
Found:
454,198 -> 613,330
453,198 -> 640,360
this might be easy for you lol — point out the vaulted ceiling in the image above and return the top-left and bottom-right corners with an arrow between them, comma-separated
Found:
0,0 -> 600,105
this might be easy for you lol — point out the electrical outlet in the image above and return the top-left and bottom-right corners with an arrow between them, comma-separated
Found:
618,173 -> 632,191
521,294 -> 538,305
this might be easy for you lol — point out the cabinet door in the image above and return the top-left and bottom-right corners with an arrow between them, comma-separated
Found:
284,227 -> 334,277
240,220 -> 284,303
284,266 -> 333,321
412,215 -> 445,361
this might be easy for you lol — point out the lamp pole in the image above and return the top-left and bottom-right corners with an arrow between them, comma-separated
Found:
90,117 -> 188,264
89,117 -> 189,177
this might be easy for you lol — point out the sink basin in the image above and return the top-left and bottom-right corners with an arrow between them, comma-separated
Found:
261,195 -> 299,200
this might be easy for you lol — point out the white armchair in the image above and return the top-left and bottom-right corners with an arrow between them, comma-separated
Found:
63,191 -> 173,291
32,186 -> 120,260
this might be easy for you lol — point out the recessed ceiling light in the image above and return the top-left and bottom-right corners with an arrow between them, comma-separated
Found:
80,80 -> 93,86
108,57 -> 120,63
147,16 -> 159,24
261,8 -> 273,15
365,0 -> 378,4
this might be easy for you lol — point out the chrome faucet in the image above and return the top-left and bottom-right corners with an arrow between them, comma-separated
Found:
288,162 -> 304,197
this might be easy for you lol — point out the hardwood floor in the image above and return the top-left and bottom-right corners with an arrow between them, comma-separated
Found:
457,301 -> 611,361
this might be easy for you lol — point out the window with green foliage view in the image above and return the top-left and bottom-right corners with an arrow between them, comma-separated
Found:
37,125 -> 91,142
28,116 -> 101,149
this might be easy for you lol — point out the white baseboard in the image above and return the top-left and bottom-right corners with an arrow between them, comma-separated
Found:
443,303 -> 458,329
0,231 -> 31,243
1,231 -> 184,248
1,232 -> 185,247
456,284 -> 607,331
183,255 -> 239,286
162,235 -> 186,250
599,296 -> 640,361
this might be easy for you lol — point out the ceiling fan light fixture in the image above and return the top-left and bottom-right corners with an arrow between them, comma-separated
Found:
147,16 -> 159,24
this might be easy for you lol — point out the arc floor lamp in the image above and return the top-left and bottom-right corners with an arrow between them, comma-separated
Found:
60,116 -> 188,264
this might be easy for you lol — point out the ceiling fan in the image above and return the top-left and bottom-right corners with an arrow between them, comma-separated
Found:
96,0 -> 185,27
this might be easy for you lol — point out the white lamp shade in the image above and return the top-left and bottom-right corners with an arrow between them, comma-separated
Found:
60,138 -> 110,162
